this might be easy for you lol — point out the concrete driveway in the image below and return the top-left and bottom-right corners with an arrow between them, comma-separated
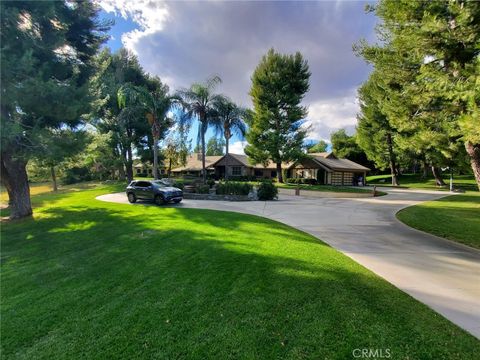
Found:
97,188 -> 480,339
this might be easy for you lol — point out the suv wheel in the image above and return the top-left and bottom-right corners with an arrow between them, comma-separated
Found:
154,195 -> 166,205
127,193 -> 137,203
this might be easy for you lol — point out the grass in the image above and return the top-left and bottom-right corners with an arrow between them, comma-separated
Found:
397,192 -> 480,249
1,184 -> 479,359
0,181 -> 110,206
367,173 -> 478,191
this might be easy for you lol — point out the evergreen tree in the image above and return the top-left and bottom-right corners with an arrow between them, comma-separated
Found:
357,0 -> 480,189
330,130 -> 373,170
91,48 -> 155,182
245,49 -> 310,183
306,140 -> 328,153
117,79 -> 176,180
356,76 -> 401,186
0,1 -> 109,218
34,129 -> 90,191
205,137 -> 225,156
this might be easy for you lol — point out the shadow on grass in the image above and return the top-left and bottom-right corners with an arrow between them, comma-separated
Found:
2,201 -> 479,359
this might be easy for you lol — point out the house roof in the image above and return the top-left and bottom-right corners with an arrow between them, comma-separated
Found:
171,153 -> 223,172
171,151 -> 369,173
211,153 -> 294,170
133,163 -> 167,169
308,152 -> 370,172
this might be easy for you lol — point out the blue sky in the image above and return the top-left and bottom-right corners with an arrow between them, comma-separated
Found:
98,0 -> 377,154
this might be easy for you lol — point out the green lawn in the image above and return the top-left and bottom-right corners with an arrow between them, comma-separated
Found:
1,185 -> 479,359
397,192 -> 480,249
367,173 -> 478,191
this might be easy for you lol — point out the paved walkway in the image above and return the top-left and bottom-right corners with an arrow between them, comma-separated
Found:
97,188 -> 480,339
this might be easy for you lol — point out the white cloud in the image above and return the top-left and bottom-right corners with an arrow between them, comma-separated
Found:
228,141 -> 247,155
99,1 -> 375,141
97,0 -> 170,54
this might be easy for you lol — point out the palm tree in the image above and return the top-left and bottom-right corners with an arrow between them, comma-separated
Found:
118,83 -> 178,180
213,96 -> 248,179
177,76 -> 223,183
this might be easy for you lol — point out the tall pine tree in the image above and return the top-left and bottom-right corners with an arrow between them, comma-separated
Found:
1,1 -> 109,218
245,49 -> 310,183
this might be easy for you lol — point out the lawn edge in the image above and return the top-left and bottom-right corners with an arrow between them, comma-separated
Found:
394,195 -> 480,252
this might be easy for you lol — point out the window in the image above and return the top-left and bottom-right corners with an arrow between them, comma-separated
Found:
232,166 -> 242,176
254,169 -> 263,177
271,171 -> 277,178
135,181 -> 151,188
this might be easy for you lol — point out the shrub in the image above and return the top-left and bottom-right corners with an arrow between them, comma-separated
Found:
207,179 -> 216,188
196,184 -> 210,194
228,175 -> 257,182
216,181 -> 253,196
257,180 -> 278,200
174,182 -> 184,190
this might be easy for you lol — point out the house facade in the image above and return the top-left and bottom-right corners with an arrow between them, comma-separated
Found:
133,163 -> 167,177
169,152 -> 369,185
209,152 -> 369,185
291,152 -> 370,186
211,154 -> 281,179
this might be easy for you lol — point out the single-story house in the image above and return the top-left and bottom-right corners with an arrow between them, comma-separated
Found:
134,163 -> 167,177
292,152 -> 370,186
210,153 -> 289,179
170,153 -> 223,177
210,152 -> 370,185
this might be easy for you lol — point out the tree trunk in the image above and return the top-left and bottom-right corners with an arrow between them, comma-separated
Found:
225,135 -> 229,181
201,127 -> 207,184
51,166 -> 58,192
1,151 -> 32,219
276,162 -> 283,183
421,159 -> 429,179
167,158 -> 172,178
386,132 -> 399,186
118,165 -> 125,182
125,145 -> 134,183
153,137 -> 159,180
431,166 -> 446,187
465,141 -> 480,191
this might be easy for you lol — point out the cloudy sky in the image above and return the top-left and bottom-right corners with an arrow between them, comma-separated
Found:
98,0 -> 377,154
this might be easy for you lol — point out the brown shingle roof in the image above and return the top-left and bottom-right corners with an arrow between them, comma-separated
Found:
211,153 -> 294,169
171,153 -> 223,172
309,152 -> 370,172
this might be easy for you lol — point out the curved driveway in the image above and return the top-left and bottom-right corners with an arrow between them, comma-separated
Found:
97,188 -> 480,339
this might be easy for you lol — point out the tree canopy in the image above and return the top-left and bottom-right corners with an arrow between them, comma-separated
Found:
0,0 -> 109,218
356,0 -> 480,189
245,49 -> 311,182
